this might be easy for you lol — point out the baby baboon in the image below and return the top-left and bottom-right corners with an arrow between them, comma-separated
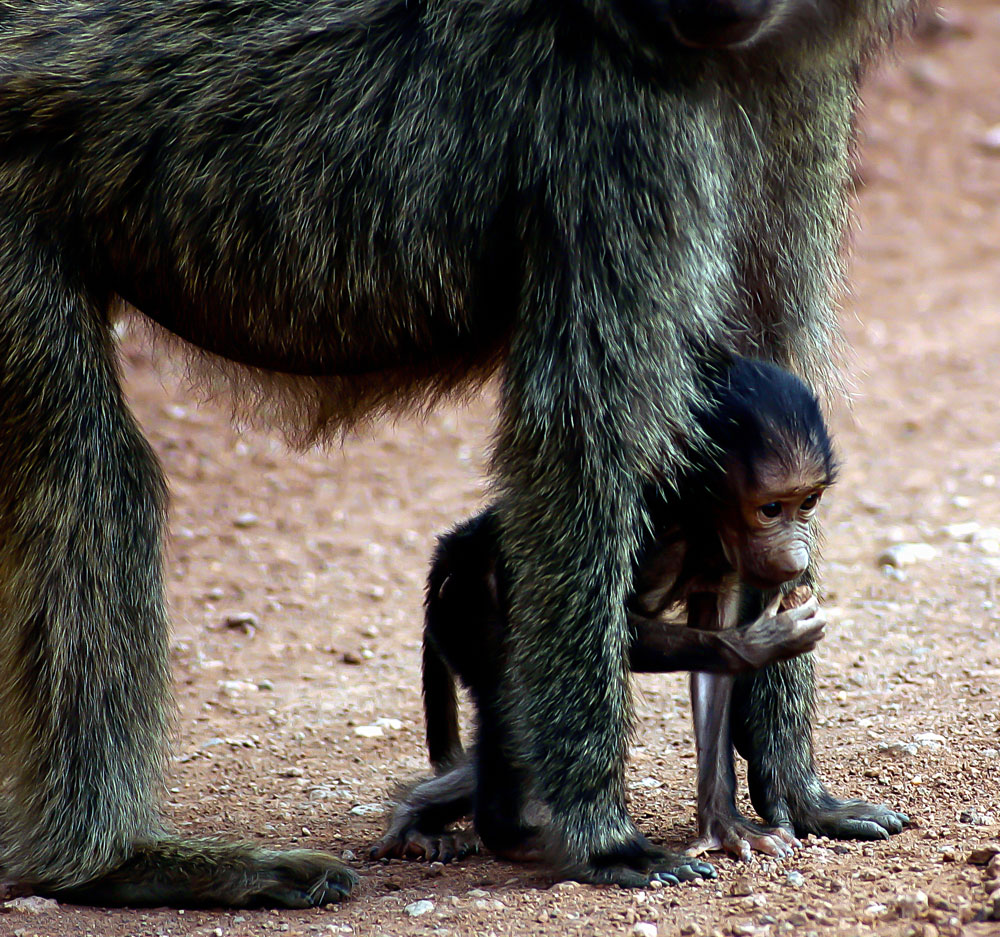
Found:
372,357 -> 837,867
0,0 -> 913,906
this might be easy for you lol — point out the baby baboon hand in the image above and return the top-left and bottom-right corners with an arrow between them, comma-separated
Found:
730,595 -> 826,669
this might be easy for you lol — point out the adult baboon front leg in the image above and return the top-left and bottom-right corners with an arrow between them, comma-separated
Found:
0,221 -> 353,908
731,587 -> 910,842
491,212 -> 717,888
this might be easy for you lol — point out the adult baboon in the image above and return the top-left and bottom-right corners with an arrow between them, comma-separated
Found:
0,0 -> 914,908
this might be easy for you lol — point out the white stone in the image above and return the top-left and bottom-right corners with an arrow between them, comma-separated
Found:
1,896 -> 60,913
353,724 -> 383,738
877,543 -> 937,568
979,125 -> 1000,154
404,900 -> 434,917
348,803 -> 385,817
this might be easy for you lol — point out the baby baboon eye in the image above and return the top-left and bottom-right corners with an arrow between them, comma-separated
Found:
759,502 -> 782,519
800,492 -> 820,512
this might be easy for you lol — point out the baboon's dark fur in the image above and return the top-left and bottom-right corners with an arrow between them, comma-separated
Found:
0,0 -> 916,905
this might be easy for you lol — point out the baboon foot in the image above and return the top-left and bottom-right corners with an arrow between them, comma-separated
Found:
51,838 -> 357,909
369,827 -> 481,863
686,814 -> 799,862
787,795 -> 910,841
573,836 -> 717,887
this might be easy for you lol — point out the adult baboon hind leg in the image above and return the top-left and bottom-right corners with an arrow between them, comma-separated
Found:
731,586 -> 910,842
0,213 -> 354,908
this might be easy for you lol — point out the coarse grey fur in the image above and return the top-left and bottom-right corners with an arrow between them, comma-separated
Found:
0,0 -> 916,905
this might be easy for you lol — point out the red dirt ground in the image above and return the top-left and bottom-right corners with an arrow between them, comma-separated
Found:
3,3 -> 999,936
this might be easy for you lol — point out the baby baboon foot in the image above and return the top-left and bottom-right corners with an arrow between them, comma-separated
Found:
791,797 -> 910,841
369,827 -> 481,864
687,816 -> 799,862
576,839 -> 717,888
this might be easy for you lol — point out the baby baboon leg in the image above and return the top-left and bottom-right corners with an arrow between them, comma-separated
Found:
689,673 -> 796,861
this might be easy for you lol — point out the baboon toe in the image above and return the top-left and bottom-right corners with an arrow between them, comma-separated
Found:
577,840 -> 717,888
369,828 -> 480,864
790,797 -> 911,842
258,852 -> 358,908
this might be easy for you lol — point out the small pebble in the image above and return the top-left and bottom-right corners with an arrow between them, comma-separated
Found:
550,881 -> 579,893
233,512 -> 259,528
348,803 -> 385,817
881,741 -> 918,759
633,923 -> 658,937
907,58 -> 950,91
861,902 -> 888,922
223,611 -> 260,632
404,899 -> 434,917
877,543 -> 936,568
978,125 -> 1000,155
943,521 -> 981,541
219,679 -> 259,697
897,890 -> 929,919
1,896 -> 60,913
730,876 -> 754,897
959,808 -> 995,826
474,899 -> 505,911
785,871 -> 805,888
969,844 -> 1000,865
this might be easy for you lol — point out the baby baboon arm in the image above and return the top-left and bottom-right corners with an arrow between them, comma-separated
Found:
724,595 -> 827,670
628,598 -> 824,675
